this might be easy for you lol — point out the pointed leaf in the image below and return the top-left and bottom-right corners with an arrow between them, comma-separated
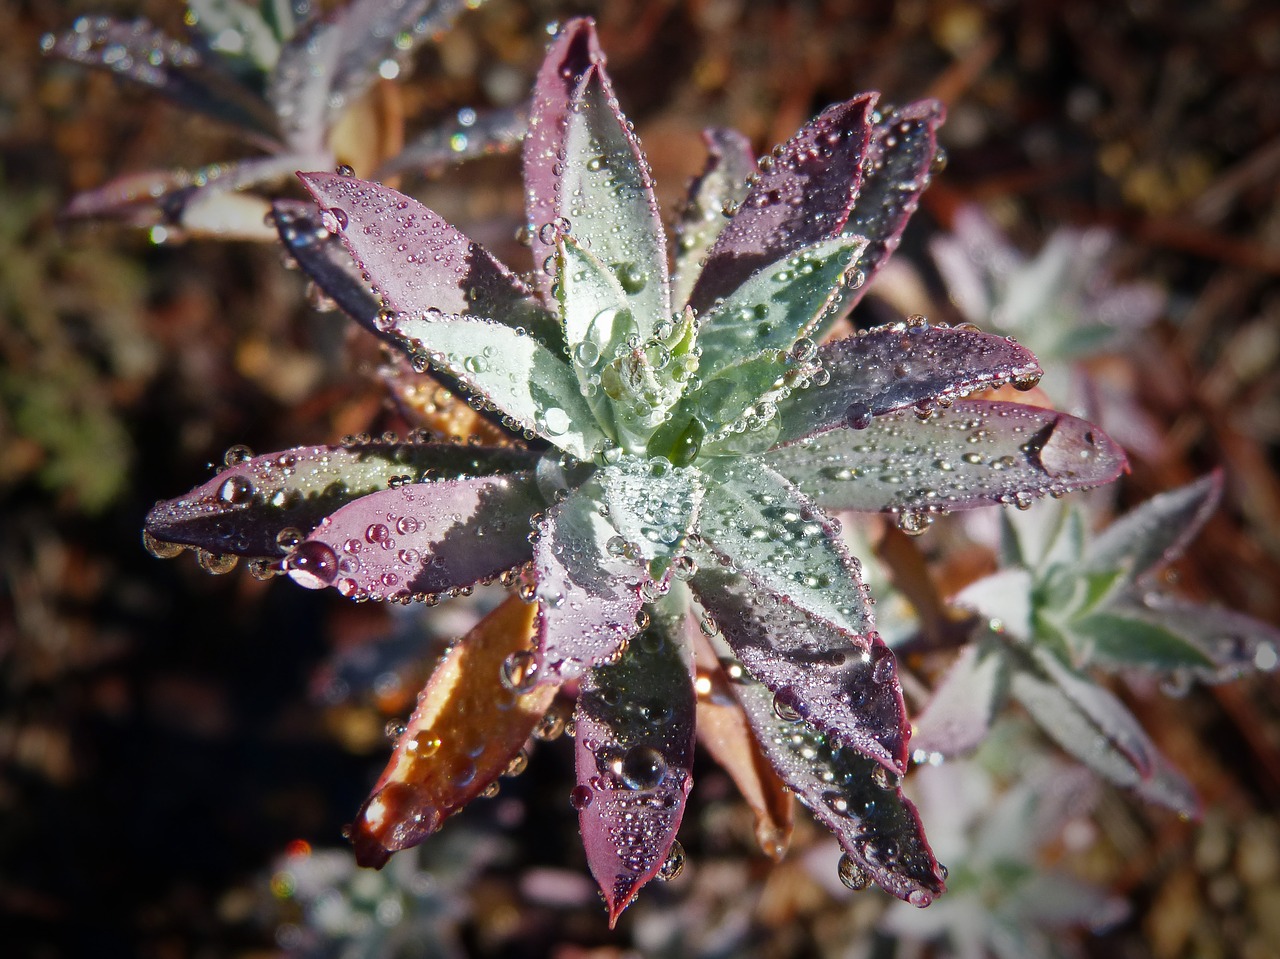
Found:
1009,647 -> 1198,815
824,100 -> 946,327
145,441 -> 534,556
378,105 -> 526,178
1086,594 -> 1280,680
728,673 -> 946,904
691,563 -> 906,772
766,401 -> 1129,514
298,173 -> 555,341
271,199 -> 383,326
328,0 -> 470,123
558,65 -> 670,337
1068,611 -> 1218,673
696,459 -> 870,634
682,349 -> 818,454
696,235 -> 868,375
671,128 -> 756,308
952,569 -> 1036,641
387,310 -> 605,458
267,15 -> 341,152
687,95 -> 876,314
186,0 -> 283,74
285,473 -> 541,599
531,477 -> 649,685
1084,472 -> 1222,582
695,692 -> 793,859
42,16 -> 281,143
597,457 -> 702,562
771,321 -> 1042,446
524,18 -> 605,304
911,641 -> 1009,757
575,607 -> 695,925
350,595 -> 556,867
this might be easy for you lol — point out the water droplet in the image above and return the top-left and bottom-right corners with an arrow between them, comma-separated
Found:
275,527 -> 303,550
223,444 -> 253,466
619,745 -> 668,790
142,530 -> 184,559
837,853 -> 871,891
569,784 -> 593,810
895,510 -> 933,536
218,475 -> 254,505
845,401 -> 873,430
542,407 -> 571,436
908,889 -> 933,908
286,541 -> 339,589
320,207 -> 348,233
384,719 -> 406,741
772,688 -> 803,723
499,650 -> 539,694
657,840 -> 685,881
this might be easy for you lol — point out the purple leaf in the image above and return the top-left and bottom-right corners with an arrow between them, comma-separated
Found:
523,18 -> 604,305
1009,647 -> 1199,816
828,100 -> 946,323
559,65 -> 670,336
771,320 -> 1042,446
144,441 -> 534,557
530,479 -> 649,686
1084,472 -> 1222,582
267,15 -> 342,152
910,641 -> 1009,757
271,199 -> 383,327
765,400 -> 1129,514
285,473 -> 541,600
686,94 -> 876,314
43,16 -> 280,146
690,563 -> 908,773
574,607 -> 695,926
726,673 -> 946,905
297,172 -> 555,342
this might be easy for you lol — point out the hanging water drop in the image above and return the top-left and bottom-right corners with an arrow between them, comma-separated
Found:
837,853 -> 871,891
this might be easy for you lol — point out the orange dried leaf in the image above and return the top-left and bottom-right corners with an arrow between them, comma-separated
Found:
349,595 -> 556,866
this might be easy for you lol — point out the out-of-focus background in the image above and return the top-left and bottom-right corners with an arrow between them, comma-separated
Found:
3,1 -> 1279,956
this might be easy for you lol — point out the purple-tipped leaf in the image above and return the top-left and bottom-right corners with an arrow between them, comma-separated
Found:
524,18 -> 604,304
286,473 -> 541,600
771,320 -> 1042,446
267,15 -> 341,152
910,640 -> 1009,757
574,607 -> 695,926
1084,472 -> 1222,583
696,459 -> 871,634
298,173 -> 553,341
691,562 -> 907,773
377,105 -> 526,178
1009,647 -> 1198,816
531,478 -> 650,685
765,400 -> 1129,514
671,128 -> 757,308
43,16 -> 280,146
823,100 -> 946,328
686,95 -> 876,314
145,441 -> 534,557
272,199 -> 384,327
559,65 -> 670,336
726,672 -> 945,904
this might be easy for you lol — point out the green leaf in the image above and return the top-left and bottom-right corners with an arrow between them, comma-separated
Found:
1067,612 -> 1218,672
394,312 -> 606,459
696,459 -> 870,634
598,456 -> 702,562
695,235 -> 866,375
560,66 -> 669,338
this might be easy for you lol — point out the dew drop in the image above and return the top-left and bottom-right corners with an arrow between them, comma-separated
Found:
657,840 -> 685,882
837,853 -> 871,891
286,541 -> 339,589
772,687 -> 803,723
569,784 -> 593,810
218,475 -> 254,504
223,444 -> 253,466
908,889 -> 933,908
142,530 -> 184,559
845,402 -> 873,430
619,745 -> 668,790
319,207 -> 348,233
499,650 -> 539,693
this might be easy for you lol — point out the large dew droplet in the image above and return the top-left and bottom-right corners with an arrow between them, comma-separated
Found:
837,852 -> 871,891
619,744 -> 668,791
286,541 -> 339,589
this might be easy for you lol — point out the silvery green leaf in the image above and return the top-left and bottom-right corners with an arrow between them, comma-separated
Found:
695,235 -> 867,376
1009,648 -> 1198,815
766,401 -> 1129,514
682,350 -> 813,453
691,565 -> 904,772
1067,611 -> 1217,672
911,641 -> 1010,757
687,95 -> 876,313
1085,595 -> 1280,680
953,569 -> 1035,640
523,18 -> 604,305
671,128 -> 756,309
559,65 -> 670,337
391,310 -> 606,459
1084,472 -> 1222,583
575,606 -> 695,926
727,674 -> 945,903
597,457 -> 701,563
696,459 -> 870,634
267,15 -> 341,152
145,440 -> 535,556
187,0 -> 283,74
771,321 -> 1041,446
531,478 -> 649,685
298,172 -> 558,345
378,105 -> 526,178
42,16 -> 281,145
285,473 -> 541,598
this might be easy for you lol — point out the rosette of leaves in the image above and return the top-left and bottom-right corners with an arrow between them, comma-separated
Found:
913,472 -> 1280,815
43,0 -> 522,240
145,19 -> 1129,923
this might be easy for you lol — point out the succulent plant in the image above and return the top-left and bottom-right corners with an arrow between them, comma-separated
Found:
43,0 -> 522,240
912,473 -> 1280,814
144,18 -> 1129,923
